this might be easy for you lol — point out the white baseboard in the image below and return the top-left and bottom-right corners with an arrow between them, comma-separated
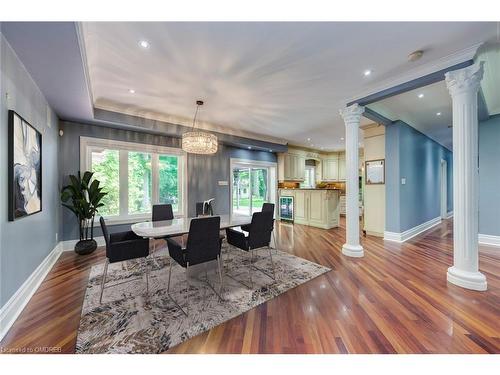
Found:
61,236 -> 105,251
0,242 -> 62,341
478,233 -> 500,247
384,216 -> 442,243
446,211 -> 453,218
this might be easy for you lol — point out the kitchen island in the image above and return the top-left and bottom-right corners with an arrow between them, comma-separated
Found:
278,188 -> 341,229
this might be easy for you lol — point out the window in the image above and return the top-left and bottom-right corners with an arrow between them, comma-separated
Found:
81,137 -> 186,223
301,166 -> 316,188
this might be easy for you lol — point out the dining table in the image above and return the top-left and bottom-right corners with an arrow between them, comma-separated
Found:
131,214 -> 252,238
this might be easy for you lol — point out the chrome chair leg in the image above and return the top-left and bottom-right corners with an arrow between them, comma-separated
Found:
166,260 -> 188,316
167,260 -> 173,293
268,246 -> 276,280
217,255 -> 224,298
99,259 -> 109,304
272,230 -> 278,253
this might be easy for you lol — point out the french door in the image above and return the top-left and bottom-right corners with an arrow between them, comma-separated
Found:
230,159 -> 277,218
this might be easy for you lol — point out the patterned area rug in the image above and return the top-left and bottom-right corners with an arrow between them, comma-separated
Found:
75,244 -> 330,353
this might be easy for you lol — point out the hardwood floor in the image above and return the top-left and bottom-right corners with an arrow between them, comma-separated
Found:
1,218 -> 499,353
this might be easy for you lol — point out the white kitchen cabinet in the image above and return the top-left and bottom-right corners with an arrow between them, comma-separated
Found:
278,189 -> 340,229
321,156 -> 339,181
278,152 -> 305,181
338,153 -> 346,181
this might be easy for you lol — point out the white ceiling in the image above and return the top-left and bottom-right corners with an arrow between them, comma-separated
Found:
368,81 -> 453,149
80,22 -> 497,151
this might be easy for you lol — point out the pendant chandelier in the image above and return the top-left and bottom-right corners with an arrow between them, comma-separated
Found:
182,100 -> 218,155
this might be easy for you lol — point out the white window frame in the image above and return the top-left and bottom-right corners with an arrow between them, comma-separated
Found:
80,136 -> 188,225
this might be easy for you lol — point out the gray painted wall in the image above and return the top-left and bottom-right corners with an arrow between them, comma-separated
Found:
0,34 -> 60,307
59,120 -> 276,241
479,115 -> 500,236
385,120 -> 453,233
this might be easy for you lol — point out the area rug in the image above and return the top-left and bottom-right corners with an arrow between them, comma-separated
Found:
75,244 -> 330,353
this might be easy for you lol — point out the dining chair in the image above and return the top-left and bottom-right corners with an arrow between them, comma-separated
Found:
165,216 -> 224,316
151,204 -> 175,255
225,211 -> 276,288
240,203 -> 277,249
99,217 -> 150,304
195,200 -> 214,216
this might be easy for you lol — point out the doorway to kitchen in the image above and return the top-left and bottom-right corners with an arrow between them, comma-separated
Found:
230,158 -> 277,218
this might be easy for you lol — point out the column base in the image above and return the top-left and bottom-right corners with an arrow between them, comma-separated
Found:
447,266 -> 487,291
342,243 -> 364,258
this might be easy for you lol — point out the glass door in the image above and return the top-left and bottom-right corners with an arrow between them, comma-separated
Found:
250,168 -> 268,213
232,167 -> 251,217
231,160 -> 276,218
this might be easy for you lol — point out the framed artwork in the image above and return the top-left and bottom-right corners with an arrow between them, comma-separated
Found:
8,110 -> 42,221
365,159 -> 385,185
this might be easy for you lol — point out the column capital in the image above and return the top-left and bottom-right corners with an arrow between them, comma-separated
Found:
445,62 -> 484,97
339,103 -> 365,124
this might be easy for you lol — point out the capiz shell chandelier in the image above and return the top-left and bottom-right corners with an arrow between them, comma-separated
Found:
182,100 -> 218,155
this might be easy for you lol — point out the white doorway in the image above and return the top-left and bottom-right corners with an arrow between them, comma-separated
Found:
440,159 -> 448,219
230,158 -> 277,218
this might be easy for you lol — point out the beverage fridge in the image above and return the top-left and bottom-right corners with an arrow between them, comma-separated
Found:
279,196 -> 294,222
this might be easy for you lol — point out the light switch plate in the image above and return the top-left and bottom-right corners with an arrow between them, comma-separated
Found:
401,178 -> 406,185
218,181 -> 228,186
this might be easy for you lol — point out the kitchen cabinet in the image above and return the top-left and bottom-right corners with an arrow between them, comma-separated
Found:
278,152 -> 305,181
338,153 -> 346,181
278,189 -> 340,229
321,156 -> 339,181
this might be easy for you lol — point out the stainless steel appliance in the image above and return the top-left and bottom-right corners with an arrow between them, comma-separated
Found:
279,196 -> 294,222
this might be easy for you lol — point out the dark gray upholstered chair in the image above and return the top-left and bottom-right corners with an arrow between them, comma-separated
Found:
240,203 -> 277,249
152,203 -> 174,222
195,200 -> 225,243
99,217 -> 150,304
225,211 -> 276,288
150,204 -> 175,255
166,216 -> 224,315
195,201 -> 214,217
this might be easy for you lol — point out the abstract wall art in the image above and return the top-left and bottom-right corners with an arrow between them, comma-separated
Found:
8,110 -> 42,221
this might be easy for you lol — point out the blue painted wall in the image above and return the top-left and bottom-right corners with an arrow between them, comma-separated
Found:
59,121 -> 277,241
479,115 -> 500,236
385,121 -> 453,233
0,34 -> 61,307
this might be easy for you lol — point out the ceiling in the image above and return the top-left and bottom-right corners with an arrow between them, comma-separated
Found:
368,81 -> 454,149
80,22 -> 498,151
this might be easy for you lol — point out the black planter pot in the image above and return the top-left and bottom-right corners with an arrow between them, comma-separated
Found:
75,239 -> 97,255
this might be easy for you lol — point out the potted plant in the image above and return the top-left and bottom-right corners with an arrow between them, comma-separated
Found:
61,171 -> 107,255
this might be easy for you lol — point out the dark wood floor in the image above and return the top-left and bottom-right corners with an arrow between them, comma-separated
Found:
1,218 -> 499,353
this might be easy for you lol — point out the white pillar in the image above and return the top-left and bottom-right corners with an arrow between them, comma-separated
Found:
339,104 -> 364,257
445,62 -> 487,291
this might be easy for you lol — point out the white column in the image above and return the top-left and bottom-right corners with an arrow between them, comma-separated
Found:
445,62 -> 487,291
339,104 -> 364,257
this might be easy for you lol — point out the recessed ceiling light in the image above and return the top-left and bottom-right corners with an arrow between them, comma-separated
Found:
307,138 -> 311,142
418,93 -> 424,98
128,89 -> 136,94
436,112 -> 441,116
364,70 -> 371,76
341,137 -> 345,141
139,40 -> 150,49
